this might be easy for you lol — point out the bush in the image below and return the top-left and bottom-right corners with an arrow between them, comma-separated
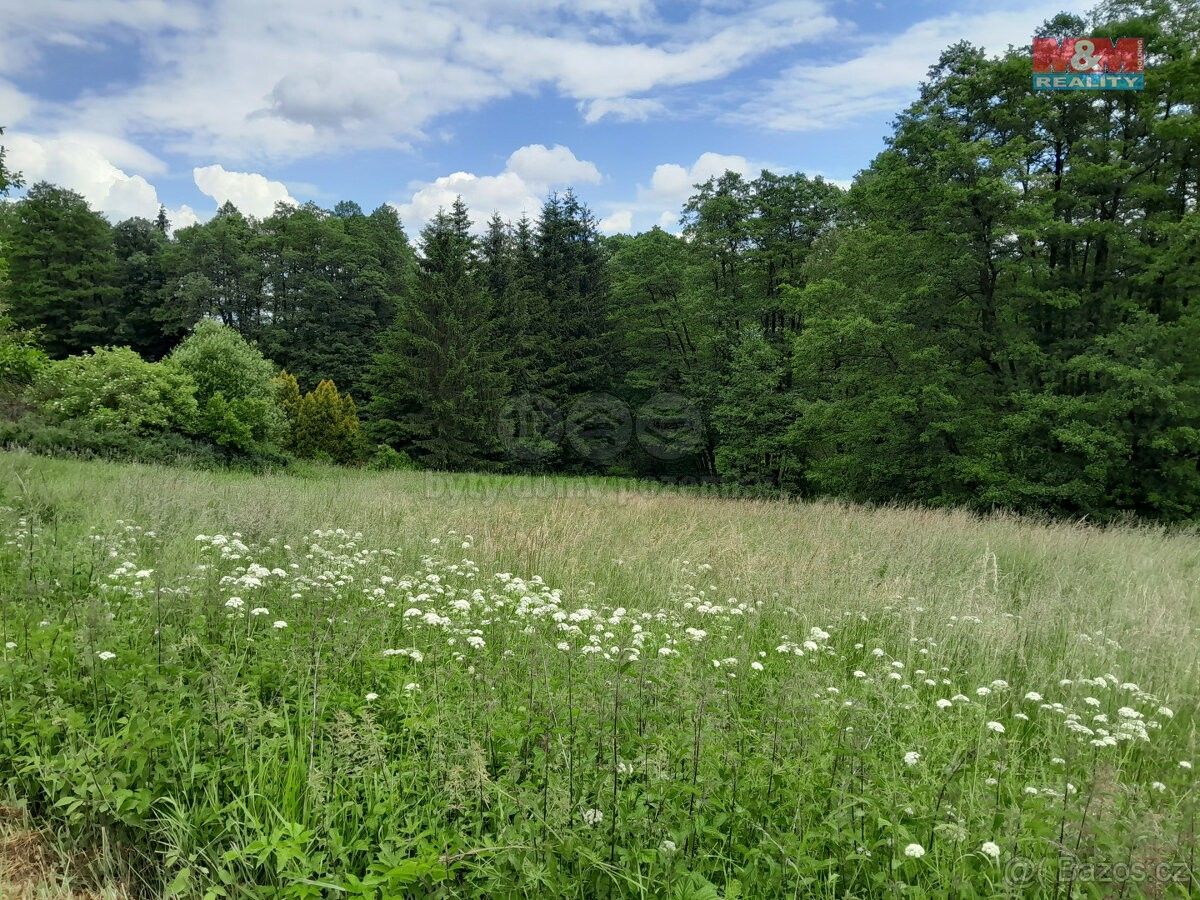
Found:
0,312 -> 48,396
294,379 -> 366,464
168,321 -> 284,457
0,416 -> 226,468
30,346 -> 197,436
366,443 -> 416,471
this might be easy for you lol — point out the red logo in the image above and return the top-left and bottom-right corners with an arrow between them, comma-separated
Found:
1032,37 -> 1144,73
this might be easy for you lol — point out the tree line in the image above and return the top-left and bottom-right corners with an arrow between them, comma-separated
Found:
2,1 -> 1198,520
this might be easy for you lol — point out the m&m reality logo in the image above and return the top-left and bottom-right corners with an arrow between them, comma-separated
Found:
1032,37 -> 1144,90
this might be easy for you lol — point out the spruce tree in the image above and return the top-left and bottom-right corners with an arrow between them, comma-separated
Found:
366,198 -> 508,470
1,182 -> 120,356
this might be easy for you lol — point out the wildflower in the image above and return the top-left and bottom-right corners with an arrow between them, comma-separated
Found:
224,597 -> 244,609
986,721 -> 1005,734
903,843 -> 925,859
1024,691 -> 1043,702
404,682 -> 420,692
1151,781 -> 1166,792
556,641 -> 570,651
273,620 -> 288,629
250,607 -> 269,616
750,660 -> 764,671
660,839 -> 677,854
365,692 -> 379,702
853,670 -> 866,678
134,569 -> 153,579
1180,760 -> 1193,770
466,635 -> 486,650
980,841 -> 1001,860
936,699 -> 952,709
3,642 -> 14,650
903,751 -> 921,766
582,808 -> 603,827
1158,706 -> 1174,719
96,651 -> 116,661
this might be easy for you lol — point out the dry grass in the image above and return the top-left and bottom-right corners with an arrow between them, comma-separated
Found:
3,450 -> 1197,689
0,805 -> 129,900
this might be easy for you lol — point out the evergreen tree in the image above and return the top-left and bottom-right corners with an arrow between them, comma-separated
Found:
366,198 -> 508,469
112,216 -> 176,358
0,182 -> 120,356
713,327 -> 798,489
293,378 -> 364,464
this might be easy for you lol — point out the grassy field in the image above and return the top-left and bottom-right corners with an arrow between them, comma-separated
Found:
0,450 -> 1197,897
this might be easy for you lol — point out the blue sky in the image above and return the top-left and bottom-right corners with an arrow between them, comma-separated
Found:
0,0 -> 1089,235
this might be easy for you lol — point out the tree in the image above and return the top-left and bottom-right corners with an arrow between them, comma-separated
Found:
367,199 -> 508,470
1,183 -> 120,356
167,320 -> 284,457
713,328 -> 798,489
0,125 -> 20,198
292,379 -> 365,464
112,217 -> 176,358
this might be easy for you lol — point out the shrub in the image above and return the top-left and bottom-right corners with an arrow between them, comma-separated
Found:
293,379 -> 365,464
0,312 -> 48,397
0,417 -> 227,467
168,321 -> 283,457
366,443 -> 416,471
30,346 -> 196,436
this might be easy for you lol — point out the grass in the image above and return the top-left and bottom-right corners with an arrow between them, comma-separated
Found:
0,449 -> 1197,897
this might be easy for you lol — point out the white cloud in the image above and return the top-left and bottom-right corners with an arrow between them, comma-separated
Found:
599,209 -> 633,234
395,143 -> 601,234
9,0 -> 839,161
0,80 -> 34,126
4,131 -> 192,226
595,151 -> 759,234
741,0 -> 1092,131
580,97 -> 666,124
643,151 -> 754,206
505,144 -> 601,188
192,164 -> 296,218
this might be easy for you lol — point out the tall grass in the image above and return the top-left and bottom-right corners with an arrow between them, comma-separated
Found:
0,450 -> 1196,896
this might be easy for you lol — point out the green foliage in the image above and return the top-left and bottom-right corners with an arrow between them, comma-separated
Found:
0,310 -> 47,396
367,200 -> 508,470
292,378 -> 366,464
167,320 -> 283,456
365,443 -> 416,471
30,346 -> 197,436
0,182 -> 120,356
712,328 -> 797,490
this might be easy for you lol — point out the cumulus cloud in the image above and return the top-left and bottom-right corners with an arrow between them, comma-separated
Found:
592,151 -> 759,234
739,0 -> 1092,131
641,151 -> 755,214
192,164 -> 296,218
598,209 -> 633,234
4,131 -> 194,226
505,144 -> 601,188
394,144 -> 600,234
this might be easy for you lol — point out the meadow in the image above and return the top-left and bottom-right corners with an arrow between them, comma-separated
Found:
0,450 -> 1197,898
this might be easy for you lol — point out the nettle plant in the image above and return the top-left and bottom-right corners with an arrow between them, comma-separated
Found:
0,507 -> 1195,897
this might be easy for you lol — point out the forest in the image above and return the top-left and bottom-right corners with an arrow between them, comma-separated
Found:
1,5 -> 1198,521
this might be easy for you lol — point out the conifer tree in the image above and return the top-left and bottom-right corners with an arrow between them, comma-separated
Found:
367,198 -> 508,470
294,378 -> 364,464
1,183 -> 120,356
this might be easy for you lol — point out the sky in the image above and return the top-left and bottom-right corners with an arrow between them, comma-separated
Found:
0,0 -> 1091,236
